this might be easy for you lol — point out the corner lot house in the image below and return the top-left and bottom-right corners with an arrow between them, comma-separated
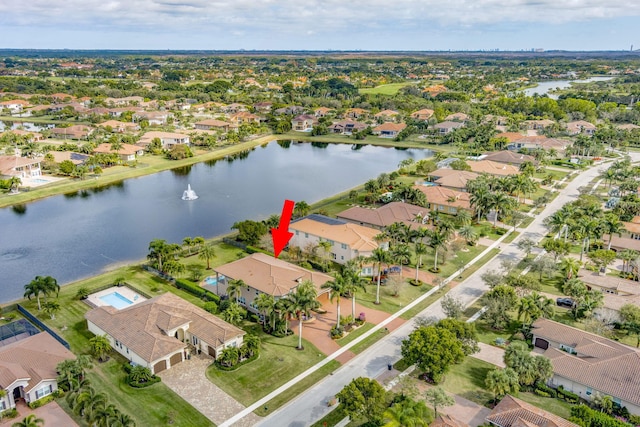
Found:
211,253 -> 333,313
289,214 -> 387,265
0,332 -> 75,411
531,318 -> 640,414
85,293 -> 245,374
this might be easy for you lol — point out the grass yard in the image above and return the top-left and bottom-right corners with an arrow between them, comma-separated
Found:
356,280 -> 434,315
358,83 -> 413,95
336,322 -> 376,347
441,356 -> 493,405
206,323 -> 328,407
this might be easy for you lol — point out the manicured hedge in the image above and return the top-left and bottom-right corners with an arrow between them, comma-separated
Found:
175,279 -> 220,303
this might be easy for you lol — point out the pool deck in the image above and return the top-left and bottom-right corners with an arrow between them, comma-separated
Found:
86,286 -> 148,309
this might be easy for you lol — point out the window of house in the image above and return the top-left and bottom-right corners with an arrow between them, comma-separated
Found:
0,400 -> 6,410
35,385 -> 53,399
341,256 -> 344,260
328,240 -> 334,245
239,296 -> 246,305
613,397 -> 621,407
341,243 -> 347,250
192,336 -> 199,345
332,253 -> 337,260
305,233 -> 309,238
295,230 -> 299,236
586,387 -> 592,396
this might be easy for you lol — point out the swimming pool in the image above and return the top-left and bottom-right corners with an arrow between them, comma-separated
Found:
99,292 -> 135,309
422,182 -> 437,186
30,178 -> 50,183
205,275 -> 224,286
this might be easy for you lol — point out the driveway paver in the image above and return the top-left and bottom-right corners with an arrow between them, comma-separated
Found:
158,354 -> 261,427
0,401 -> 78,427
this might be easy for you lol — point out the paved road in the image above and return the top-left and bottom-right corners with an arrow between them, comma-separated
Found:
252,162 -> 609,427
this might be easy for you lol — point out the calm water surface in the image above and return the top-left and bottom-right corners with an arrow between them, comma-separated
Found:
0,141 -> 430,302
523,76 -> 613,99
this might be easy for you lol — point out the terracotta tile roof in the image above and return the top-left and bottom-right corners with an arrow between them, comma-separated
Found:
496,132 -> 528,142
0,155 -> 43,176
373,122 -> 407,132
336,202 -> 429,229
432,170 -> 480,189
482,151 -> 537,166
98,120 -> 139,130
410,109 -> 434,119
445,112 -> 469,121
414,185 -> 471,210
194,119 -> 231,128
93,143 -> 143,156
487,395 -> 578,427
85,293 -> 244,363
374,109 -> 399,117
0,332 -> 75,391
213,253 -> 333,297
431,414 -> 469,427
532,318 -> 640,407
577,268 -> 638,295
623,220 -> 640,234
467,160 -> 520,176
434,121 -> 465,130
290,215 -> 382,252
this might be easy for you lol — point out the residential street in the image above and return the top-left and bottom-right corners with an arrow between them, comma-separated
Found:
245,161 -> 609,427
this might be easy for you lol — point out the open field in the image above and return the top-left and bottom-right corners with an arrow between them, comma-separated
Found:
358,83 -> 414,95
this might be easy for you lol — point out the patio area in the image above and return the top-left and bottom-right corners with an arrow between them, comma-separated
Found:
0,401 -> 78,427
86,285 -> 148,309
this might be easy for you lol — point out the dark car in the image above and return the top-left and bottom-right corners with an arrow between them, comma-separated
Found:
556,297 -> 575,308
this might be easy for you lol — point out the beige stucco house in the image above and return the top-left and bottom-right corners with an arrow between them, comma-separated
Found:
85,293 -> 244,374
0,332 -> 75,411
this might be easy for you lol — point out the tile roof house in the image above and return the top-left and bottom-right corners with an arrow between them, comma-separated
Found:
0,155 -> 44,179
2,129 -> 43,142
507,136 -> 571,154
93,143 -> 144,162
428,169 -> 480,192
374,109 -> 400,121
137,131 -> 190,149
373,122 -> 406,138
0,332 -> 75,411
132,111 -> 172,126
85,292 -> 244,374
482,151 -> 537,166
433,121 -> 465,135
531,318 -> 640,414
314,107 -> 334,118
524,119 -> 556,130
229,112 -> 262,125
345,108 -> 369,119
413,185 -> 472,215
566,120 -> 596,136
194,119 -> 232,132
336,201 -> 429,230
98,120 -> 140,133
486,395 -> 578,427
410,109 -> 435,121
0,99 -> 29,114
291,114 -> 317,132
617,123 -> 640,131
466,160 -> 520,176
211,253 -> 333,313
329,120 -> 368,135
574,268 -> 640,316
50,125 -> 94,140
289,214 -> 387,265
445,112 -> 469,122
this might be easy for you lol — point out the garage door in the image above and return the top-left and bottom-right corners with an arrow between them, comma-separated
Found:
534,338 -> 549,350
153,360 -> 167,373
170,353 -> 183,367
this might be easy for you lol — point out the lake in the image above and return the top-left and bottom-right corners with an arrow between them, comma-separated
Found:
523,76 -> 614,99
0,140 -> 430,302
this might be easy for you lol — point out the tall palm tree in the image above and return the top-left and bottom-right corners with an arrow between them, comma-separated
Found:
459,225 -> 478,246
559,257 -> 581,280
413,242 -> 428,281
226,279 -> 245,304
254,293 -> 275,329
11,414 -> 45,427
109,411 -> 136,427
391,243 -> 412,266
428,230 -> 447,271
455,209 -> 472,228
620,249 -> 639,274
321,275 -> 347,327
89,334 -> 111,362
342,267 -> 368,320
382,399 -> 431,427
285,280 -> 320,350
369,247 -> 391,305
23,275 -> 59,310
198,243 -> 216,269
603,213 -> 623,250
182,237 -> 194,255
489,192 -> 514,228
517,294 -> 541,325
469,186 -> 492,223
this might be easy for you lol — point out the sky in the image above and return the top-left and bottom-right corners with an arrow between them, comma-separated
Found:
0,0 -> 639,51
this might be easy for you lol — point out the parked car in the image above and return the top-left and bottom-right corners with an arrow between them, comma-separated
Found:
556,297 -> 575,308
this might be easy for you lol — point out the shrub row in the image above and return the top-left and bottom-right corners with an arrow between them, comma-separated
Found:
557,385 -> 579,403
28,394 -> 55,409
175,279 -> 220,303
214,353 -> 259,371
128,376 -> 161,388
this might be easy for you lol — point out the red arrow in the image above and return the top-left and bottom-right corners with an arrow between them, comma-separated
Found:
271,199 -> 295,258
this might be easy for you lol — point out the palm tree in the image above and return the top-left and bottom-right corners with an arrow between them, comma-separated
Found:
110,411 -> 136,427
517,294 -> 541,325
182,237 -> 194,255
226,279 -> 245,303
321,275 -> 347,327
198,243 -> 216,269
369,247 -> 391,305
489,192 -> 514,228
23,275 -> 59,310
285,280 -> 320,350
620,249 -> 639,274
391,243 -> 412,266
382,399 -> 431,427
413,242 -> 428,281
603,213 -> 623,250
455,209 -> 472,228
459,225 -> 478,246
428,230 -> 447,271
12,414 -> 45,427
254,293 -> 275,329
469,187 -> 492,223
43,300 -> 61,319
559,257 -> 581,280
89,334 -> 111,362
147,239 -> 180,272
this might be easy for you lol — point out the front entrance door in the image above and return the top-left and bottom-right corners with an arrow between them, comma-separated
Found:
13,386 -> 22,400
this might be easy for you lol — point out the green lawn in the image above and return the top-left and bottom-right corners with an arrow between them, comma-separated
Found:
355,279 -> 434,315
336,322 -> 376,346
358,83 -> 413,95
206,323 -> 328,407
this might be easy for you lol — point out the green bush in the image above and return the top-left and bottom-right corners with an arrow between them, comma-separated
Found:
0,408 -> 18,419
29,394 -> 55,409
535,382 -> 556,397
409,279 -> 423,286
331,325 -> 344,339
203,301 -> 218,314
534,389 -> 550,397
175,279 -> 220,303
128,376 -> 161,388
214,353 -> 259,371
